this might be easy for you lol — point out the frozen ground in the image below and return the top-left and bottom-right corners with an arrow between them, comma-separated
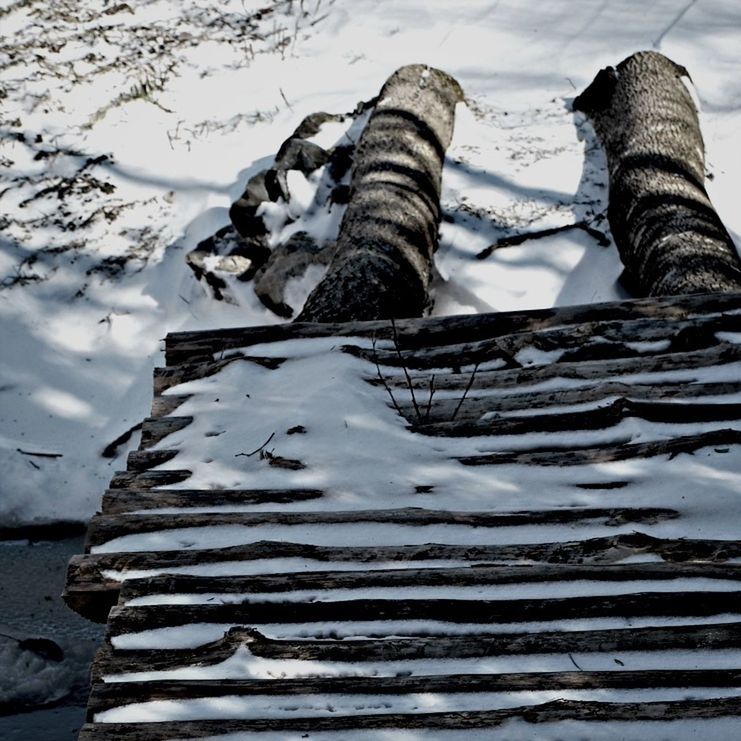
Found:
1,0 -> 740,526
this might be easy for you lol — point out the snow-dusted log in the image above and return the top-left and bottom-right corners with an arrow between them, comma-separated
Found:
574,51 -> 741,296
297,64 -> 463,321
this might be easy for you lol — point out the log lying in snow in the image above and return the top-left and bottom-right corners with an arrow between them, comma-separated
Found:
105,590 -> 741,634
85,669 -> 741,715
93,623 -> 741,676
83,507 -> 679,547
164,292 -> 741,364
65,534 -> 741,621
574,51 -> 741,296
75,697 -> 741,738
297,64 -> 463,321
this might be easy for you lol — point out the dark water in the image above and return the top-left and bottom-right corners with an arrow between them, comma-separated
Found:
0,704 -> 87,741
0,536 -> 103,738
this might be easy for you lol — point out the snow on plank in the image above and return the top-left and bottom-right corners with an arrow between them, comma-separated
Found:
67,293 -> 741,737
163,292 -> 741,364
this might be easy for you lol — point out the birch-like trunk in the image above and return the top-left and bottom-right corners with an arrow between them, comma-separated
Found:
297,64 -> 463,322
574,51 -> 741,296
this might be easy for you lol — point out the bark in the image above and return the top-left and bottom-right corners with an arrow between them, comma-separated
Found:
92,622 -> 741,675
86,670 -> 741,716
64,533 -> 741,620
296,64 -> 463,321
574,51 -> 741,296
79,698 -> 741,739
108,590 -> 741,633
458,428 -> 741,467
84,507 -> 674,547
164,292 -> 740,365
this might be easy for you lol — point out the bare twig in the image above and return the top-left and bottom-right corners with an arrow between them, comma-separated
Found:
568,653 -> 584,671
235,432 -> 276,458
424,374 -> 436,422
450,362 -> 480,422
279,87 -> 294,111
372,333 -> 403,417
476,220 -> 610,260
16,448 -> 63,459
391,317 -> 422,421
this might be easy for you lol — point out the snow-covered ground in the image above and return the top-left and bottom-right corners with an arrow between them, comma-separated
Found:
1,0 -> 740,527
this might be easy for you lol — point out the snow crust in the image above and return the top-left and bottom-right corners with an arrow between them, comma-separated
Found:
95,687 -> 741,723
2,0 -> 741,524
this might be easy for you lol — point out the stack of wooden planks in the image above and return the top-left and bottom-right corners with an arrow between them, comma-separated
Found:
66,292 -> 741,739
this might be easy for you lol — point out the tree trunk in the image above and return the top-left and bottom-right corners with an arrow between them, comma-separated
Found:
574,51 -> 741,296
296,64 -> 463,322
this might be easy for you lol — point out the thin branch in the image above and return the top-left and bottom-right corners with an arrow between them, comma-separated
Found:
391,317 -> 421,421
279,87 -> 293,111
424,374 -> 436,422
235,432 -> 276,458
450,362 -> 480,422
16,447 -> 63,459
372,333 -> 403,417
568,653 -> 584,671
476,220 -> 610,260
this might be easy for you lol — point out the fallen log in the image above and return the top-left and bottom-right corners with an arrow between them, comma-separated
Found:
297,64 -> 463,321
106,590 -> 741,633
65,534 -> 741,621
574,51 -> 741,295
164,292 -> 741,364
84,507 -> 678,547
87,669 -> 741,716
75,697 -> 741,738
93,623 -> 741,675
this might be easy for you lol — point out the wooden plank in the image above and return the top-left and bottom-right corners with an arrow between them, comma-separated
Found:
108,470 -> 191,491
118,562 -> 741,600
78,697 -> 741,738
100,488 -> 324,515
126,449 -> 179,472
416,397 -> 741,437
65,534 -> 741,621
70,531 -> 741,578
140,417 -> 193,449
403,380 -> 741,424
92,622 -> 741,676
164,292 -> 741,365
376,342 -> 741,391
84,507 -> 679,547
85,669 -> 741,716
457,428 -> 741,466
153,354 -> 284,395
150,394 -> 191,419
107,591 -> 741,634
347,311 -> 741,370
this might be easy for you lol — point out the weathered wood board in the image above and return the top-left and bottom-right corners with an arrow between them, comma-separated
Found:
66,292 -> 741,738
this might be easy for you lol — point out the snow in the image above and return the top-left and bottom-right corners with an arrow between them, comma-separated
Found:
2,2 -> 741,729
108,645 -> 741,683
117,720 -> 741,741
111,613 -> 741,650
94,687 -> 741,722
1,0 -> 740,526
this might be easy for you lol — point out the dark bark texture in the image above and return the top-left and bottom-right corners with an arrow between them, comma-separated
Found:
297,64 -> 463,322
574,50 -> 741,296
